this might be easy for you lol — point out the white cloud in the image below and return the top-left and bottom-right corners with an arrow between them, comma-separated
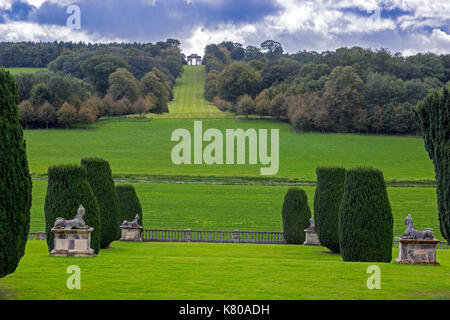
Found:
23,0 -> 78,8
25,0 -> 46,7
183,0 -> 450,55
0,20 -> 123,43
1,0 -> 449,55
402,28 -> 450,55
0,0 -> 12,9
184,23 -> 256,55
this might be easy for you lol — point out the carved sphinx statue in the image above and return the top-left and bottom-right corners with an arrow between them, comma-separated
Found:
400,214 -> 434,240
305,217 -> 316,232
53,205 -> 90,230
121,214 -> 141,228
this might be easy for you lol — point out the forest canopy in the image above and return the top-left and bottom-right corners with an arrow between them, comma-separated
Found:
205,41 -> 450,134
3,40 -> 183,128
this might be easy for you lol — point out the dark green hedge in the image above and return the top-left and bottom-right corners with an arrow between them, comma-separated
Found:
314,167 -> 346,253
116,185 -> 143,228
81,158 -> 121,249
281,187 -> 311,244
44,164 -> 101,254
338,167 -> 393,262
0,68 -> 32,278
415,87 -> 450,242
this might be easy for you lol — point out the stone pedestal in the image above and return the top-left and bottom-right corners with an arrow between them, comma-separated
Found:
304,229 -> 321,246
395,238 -> 439,265
50,228 -> 94,257
120,226 -> 142,242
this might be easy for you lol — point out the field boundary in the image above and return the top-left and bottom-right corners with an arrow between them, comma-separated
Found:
31,176 -> 436,187
29,231 -> 449,248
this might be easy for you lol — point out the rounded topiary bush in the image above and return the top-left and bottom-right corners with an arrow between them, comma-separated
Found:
314,167 -> 346,253
81,158 -> 121,249
116,185 -> 143,227
281,188 -> 311,244
44,165 -> 101,254
338,167 -> 393,262
0,68 -> 32,278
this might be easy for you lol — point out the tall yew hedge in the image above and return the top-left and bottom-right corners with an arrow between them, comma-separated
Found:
281,188 -> 311,244
338,167 -> 393,262
81,158 -> 121,248
314,167 -> 346,253
415,87 -> 450,242
116,184 -> 143,227
44,165 -> 101,254
0,68 -> 32,278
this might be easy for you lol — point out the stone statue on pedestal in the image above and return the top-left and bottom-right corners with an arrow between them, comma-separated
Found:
51,205 -> 94,257
304,217 -> 321,246
120,214 -> 143,242
121,214 -> 141,228
400,214 -> 434,240
395,214 -> 439,265
53,205 -> 90,230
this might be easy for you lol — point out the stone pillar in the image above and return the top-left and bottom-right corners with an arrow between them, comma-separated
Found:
120,226 -> 142,242
185,228 -> 192,242
38,232 -> 46,240
50,228 -> 94,257
395,238 -> 440,265
304,229 -> 321,246
233,230 -> 240,243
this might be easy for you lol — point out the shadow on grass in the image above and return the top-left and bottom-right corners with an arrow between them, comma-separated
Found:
0,287 -> 16,300
319,250 -> 341,255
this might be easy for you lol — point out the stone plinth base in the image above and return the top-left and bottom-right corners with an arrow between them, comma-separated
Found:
304,230 -> 321,246
395,238 -> 439,265
120,226 -> 142,242
50,228 -> 94,257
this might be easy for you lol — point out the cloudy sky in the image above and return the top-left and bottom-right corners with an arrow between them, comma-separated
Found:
0,0 -> 449,56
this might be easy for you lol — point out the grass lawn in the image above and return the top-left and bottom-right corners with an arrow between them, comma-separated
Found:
30,180 -> 442,240
6,67 -> 46,75
24,118 -> 434,181
0,241 -> 449,300
22,64 -> 434,181
153,65 -> 234,119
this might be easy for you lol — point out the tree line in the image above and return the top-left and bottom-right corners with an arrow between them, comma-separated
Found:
17,66 -> 174,129
204,41 -> 450,134
6,39 -> 183,129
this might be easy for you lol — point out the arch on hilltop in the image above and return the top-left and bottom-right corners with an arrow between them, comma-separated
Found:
187,54 -> 202,66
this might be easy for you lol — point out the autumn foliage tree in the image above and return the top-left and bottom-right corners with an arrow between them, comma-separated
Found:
322,66 -> 365,133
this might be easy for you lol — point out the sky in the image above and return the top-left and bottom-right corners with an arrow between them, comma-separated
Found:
0,0 -> 449,56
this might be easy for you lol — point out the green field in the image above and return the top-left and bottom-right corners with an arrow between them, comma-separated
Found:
24,118 -> 434,181
20,65 -> 434,181
155,66 -> 234,118
1,241 -> 449,300
6,67 -> 46,75
29,180 -> 442,240
19,65 -> 434,182
2,65 -> 447,301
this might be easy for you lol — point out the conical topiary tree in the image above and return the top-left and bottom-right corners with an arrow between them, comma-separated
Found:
314,167 -> 346,253
0,68 -> 32,278
44,165 -> 101,254
281,188 -> 311,244
415,87 -> 449,242
81,158 -> 121,248
116,184 -> 143,227
338,167 -> 393,262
